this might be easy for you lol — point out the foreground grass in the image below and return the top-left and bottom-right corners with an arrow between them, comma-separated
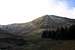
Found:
22,32 -> 75,50
22,39 -> 75,50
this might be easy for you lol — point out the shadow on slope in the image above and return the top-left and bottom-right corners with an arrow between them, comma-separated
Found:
0,28 -> 26,50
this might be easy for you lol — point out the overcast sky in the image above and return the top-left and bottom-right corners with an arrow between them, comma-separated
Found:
0,0 -> 75,25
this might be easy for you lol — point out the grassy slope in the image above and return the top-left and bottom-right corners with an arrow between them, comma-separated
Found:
21,30 -> 75,50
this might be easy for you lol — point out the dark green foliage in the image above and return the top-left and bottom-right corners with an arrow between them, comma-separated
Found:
42,25 -> 75,40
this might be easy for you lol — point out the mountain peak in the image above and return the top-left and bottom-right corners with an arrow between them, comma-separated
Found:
32,15 -> 73,30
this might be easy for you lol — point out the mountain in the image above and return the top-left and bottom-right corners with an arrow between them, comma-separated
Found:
0,15 -> 75,50
0,15 -> 75,39
0,15 -> 75,35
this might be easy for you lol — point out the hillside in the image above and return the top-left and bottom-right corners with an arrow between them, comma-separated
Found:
0,15 -> 75,50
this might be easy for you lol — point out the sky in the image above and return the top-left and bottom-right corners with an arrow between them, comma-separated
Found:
0,0 -> 75,25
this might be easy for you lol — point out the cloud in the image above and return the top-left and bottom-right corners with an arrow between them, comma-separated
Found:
0,0 -> 51,25
47,0 -> 75,19
0,0 -> 75,25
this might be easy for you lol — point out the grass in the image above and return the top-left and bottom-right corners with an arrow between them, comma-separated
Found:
21,32 -> 75,50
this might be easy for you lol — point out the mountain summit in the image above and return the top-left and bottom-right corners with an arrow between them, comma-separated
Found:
32,15 -> 74,29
